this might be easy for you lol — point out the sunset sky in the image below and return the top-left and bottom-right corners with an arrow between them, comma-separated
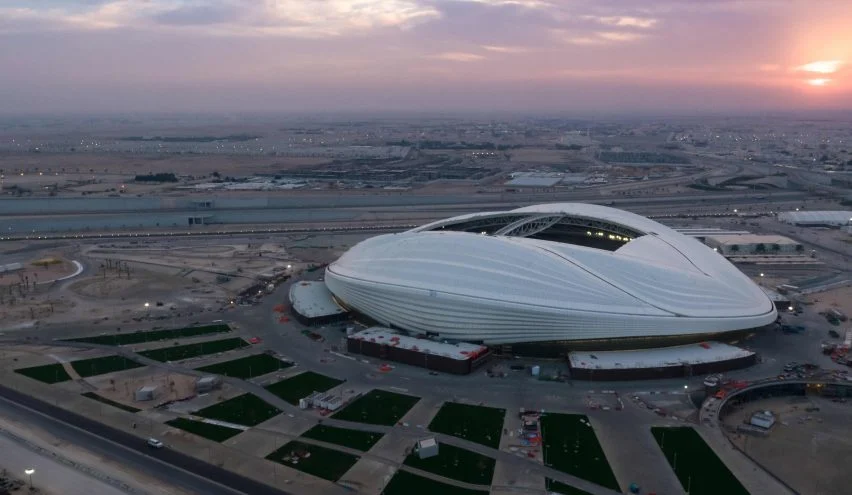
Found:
1,0 -> 851,114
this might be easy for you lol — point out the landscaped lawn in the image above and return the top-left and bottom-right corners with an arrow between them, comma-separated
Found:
14,363 -> 72,384
331,389 -> 419,426
139,337 -> 249,362
266,440 -> 359,482
545,480 -> 594,495
81,392 -> 140,413
71,355 -> 144,377
196,353 -> 292,379
651,426 -> 749,495
301,425 -> 383,452
166,417 -> 243,442
540,413 -> 620,492
404,442 -> 495,485
264,371 -> 344,405
66,324 -> 231,346
428,402 -> 505,449
193,393 -> 281,426
382,471 -> 488,495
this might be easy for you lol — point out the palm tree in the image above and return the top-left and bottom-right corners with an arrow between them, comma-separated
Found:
755,243 -> 766,254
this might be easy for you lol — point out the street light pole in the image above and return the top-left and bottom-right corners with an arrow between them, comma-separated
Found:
24,469 -> 34,489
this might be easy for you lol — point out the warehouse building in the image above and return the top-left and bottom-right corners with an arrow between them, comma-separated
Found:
777,210 -> 852,228
704,234 -> 802,256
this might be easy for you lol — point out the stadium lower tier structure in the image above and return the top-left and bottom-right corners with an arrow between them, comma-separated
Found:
347,327 -> 492,375
567,342 -> 758,381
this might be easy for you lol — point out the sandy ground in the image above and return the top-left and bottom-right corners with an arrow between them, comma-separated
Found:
807,286 -> 852,321
86,367 -> 200,410
0,153 -> 332,195
724,396 -> 852,495
0,238 -> 307,330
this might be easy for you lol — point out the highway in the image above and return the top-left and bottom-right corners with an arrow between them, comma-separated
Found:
0,190 -> 811,242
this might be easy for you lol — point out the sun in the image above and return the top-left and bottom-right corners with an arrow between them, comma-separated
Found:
797,60 -> 843,74
807,78 -> 831,86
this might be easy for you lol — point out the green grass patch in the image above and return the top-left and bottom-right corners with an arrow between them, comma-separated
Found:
382,471 -> 488,495
81,392 -> 140,413
195,353 -> 292,379
404,442 -> 495,485
193,393 -> 281,426
264,371 -> 343,405
71,355 -> 144,377
14,363 -> 72,384
651,426 -> 749,495
300,425 -> 383,452
545,480 -> 594,495
428,402 -> 505,449
331,389 -> 419,426
266,440 -> 358,482
65,324 -> 231,346
541,413 -> 619,492
139,337 -> 249,362
166,417 -> 243,442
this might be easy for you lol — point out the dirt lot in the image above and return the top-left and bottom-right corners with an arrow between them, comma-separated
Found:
86,366 -> 201,409
0,153 -> 332,197
807,286 -> 852,322
724,396 -> 852,495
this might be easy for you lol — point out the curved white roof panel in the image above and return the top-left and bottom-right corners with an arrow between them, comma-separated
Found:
326,203 -> 776,344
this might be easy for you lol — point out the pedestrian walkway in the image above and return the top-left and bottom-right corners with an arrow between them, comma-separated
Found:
590,411 -> 685,495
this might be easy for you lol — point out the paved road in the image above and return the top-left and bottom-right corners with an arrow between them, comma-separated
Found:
0,389 -> 288,495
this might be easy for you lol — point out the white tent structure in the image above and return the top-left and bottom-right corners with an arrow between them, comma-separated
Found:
777,210 -> 852,227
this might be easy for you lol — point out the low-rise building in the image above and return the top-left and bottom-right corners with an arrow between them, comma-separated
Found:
704,234 -> 802,256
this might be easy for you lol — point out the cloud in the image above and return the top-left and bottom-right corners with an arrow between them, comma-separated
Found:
796,60 -> 843,74
428,51 -> 486,61
455,0 -> 553,9
584,16 -> 658,29
481,45 -> 527,53
0,0 -> 443,37
556,29 -> 648,45
596,31 -> 646,42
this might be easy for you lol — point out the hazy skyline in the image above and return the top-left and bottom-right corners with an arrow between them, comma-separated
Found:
1,0 -> 851,115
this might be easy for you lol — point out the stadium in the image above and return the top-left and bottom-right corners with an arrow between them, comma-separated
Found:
324,203 -> 777,353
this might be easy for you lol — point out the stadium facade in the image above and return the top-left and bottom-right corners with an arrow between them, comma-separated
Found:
325,203 -> 776,349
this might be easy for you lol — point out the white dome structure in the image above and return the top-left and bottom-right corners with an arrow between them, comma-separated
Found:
325,203 -> 776,345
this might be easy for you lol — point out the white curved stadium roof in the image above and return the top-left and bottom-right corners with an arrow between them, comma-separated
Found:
326,203 -> 776,344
